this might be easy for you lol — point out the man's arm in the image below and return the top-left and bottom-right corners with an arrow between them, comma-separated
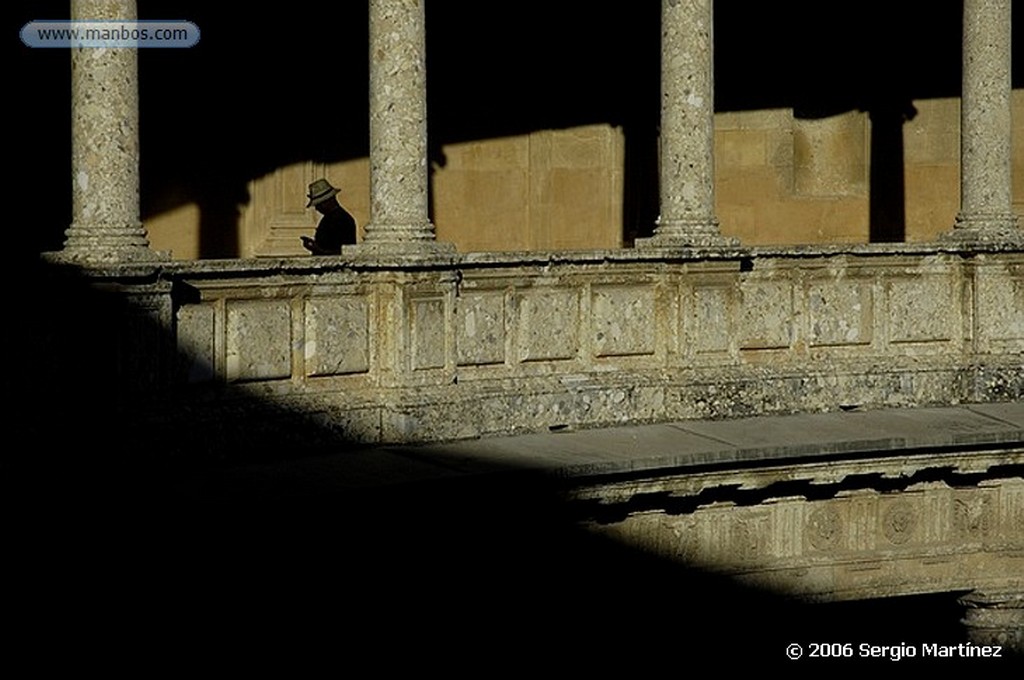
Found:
301,235 -> 326,254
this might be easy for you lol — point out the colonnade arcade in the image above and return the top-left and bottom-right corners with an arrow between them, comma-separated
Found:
58,0 -> 1022,264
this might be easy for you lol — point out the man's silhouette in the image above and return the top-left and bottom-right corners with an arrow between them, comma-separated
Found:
302,179 -> 356,255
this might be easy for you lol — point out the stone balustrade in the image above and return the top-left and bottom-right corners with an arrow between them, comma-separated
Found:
136,245 -> 1023,444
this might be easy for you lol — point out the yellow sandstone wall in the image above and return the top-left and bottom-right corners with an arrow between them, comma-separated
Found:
146,93 -> 1024,259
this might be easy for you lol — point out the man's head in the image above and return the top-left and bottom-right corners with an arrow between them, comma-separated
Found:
306,178 -> 340,209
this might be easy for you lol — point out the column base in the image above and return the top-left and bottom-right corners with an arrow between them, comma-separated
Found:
941,213 -> 1024,246
345,237 -> 456,262
635,222 -> 739,248
60,222 -> 167,263
959,590 -> 1024,655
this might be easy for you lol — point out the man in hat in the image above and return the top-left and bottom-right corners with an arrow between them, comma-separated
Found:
301,179 -> 357,255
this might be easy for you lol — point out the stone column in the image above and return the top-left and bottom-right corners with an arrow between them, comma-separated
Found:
62,0 -> 161,262
361,0 -> 452,255
944,0 -> 1022,244
637,0 -> 734,248
959,590 -> 1024,655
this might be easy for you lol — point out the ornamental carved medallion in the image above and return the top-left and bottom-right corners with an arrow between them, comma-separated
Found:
807,506 -> 842,550
882,500 -> 917,545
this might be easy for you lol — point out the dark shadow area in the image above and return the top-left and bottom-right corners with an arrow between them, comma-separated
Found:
16,0 -> 1014,260
867,99 -> 918,243
4,263 -> 1020,671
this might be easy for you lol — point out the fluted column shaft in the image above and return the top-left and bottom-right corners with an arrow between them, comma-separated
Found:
363,0 -> 450,253
63,0 -> 159,262
639,0 -> 733,248
947,0 -> 1021,244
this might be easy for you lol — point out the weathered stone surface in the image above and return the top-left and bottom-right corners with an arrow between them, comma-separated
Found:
225,301 -> 292,382
360,0 -> 453,255
945,0 -> 1022,243
409,296 -> 447,370
691,284 -> 733,355
738,280 -> 793,350
808,280 -> 873,347
591,285 -> 657,357
177,303 -> 216,383
516,289 -> 579,362
63,0 -> 161,263
153,248 -> 1023,443
304,296 -> 370,376
974,257 -> 1024,352
581,472 -> 1024,603
960,590 -> 1024,653
888,276 -> 955,344
637,0 -> 734,247
456,292 -> 506,366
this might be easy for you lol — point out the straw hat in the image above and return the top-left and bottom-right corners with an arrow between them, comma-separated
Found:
306,179 -> 340,207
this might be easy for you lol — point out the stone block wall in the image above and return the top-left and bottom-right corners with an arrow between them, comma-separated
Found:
583,470 -> 1024,602
170,248 -> 1023,444
146,93 -> 1024,258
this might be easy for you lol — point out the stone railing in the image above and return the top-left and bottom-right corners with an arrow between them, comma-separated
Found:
135,244 -> 1023,445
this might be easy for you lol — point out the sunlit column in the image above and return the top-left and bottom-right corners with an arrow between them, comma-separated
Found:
945,0 -> 1022,244
62,0 -> 161,262
638,0 -> 735,248
362,0 -> 452,254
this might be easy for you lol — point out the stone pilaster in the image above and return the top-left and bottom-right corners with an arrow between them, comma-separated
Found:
944,0 -> 1022,245
360,0 -> 452,255
959,590 -> 1024,655
637,0 -> 735,248
61,0 -> 162,263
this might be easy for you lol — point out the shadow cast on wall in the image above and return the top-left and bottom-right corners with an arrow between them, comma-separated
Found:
15,1 -> 1001,260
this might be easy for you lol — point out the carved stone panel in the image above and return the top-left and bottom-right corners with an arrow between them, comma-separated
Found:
177,303 -> 216,383
692,286 -> 732,354
807,505 -> 844,551
739,281 -> 793,350
591,285 -> 656,358
880,499 -> 918,546
974,260 -> 1024,351
304,296 -> 370,376
888,276 -> 954,344
456,292 -> 506,366
516,290 -> 579,362
410,297 -> 446,371
808,281 -> 873,347
225,300 -> 292,382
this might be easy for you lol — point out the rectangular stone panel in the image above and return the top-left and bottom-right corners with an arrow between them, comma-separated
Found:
888,277 -> 954,343
692,286 -> 732,354
410,297 -> 446,370
177,304 -> 216,383
517,290 -> 579,362
456,292 -> 506,366
808,281 -> 873,347
304,296 -> 370,377
225,300 -> 292,382
591,285 -> 656,357
739,281 -> 793,350
974,263 -> 1024,347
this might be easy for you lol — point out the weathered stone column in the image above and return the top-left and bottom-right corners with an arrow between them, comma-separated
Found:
361,0 -> 452,254
637,0 -> 734,248
61,0 -> 161,262
944,0 -> 1022,244
959,591 -> 1024,655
